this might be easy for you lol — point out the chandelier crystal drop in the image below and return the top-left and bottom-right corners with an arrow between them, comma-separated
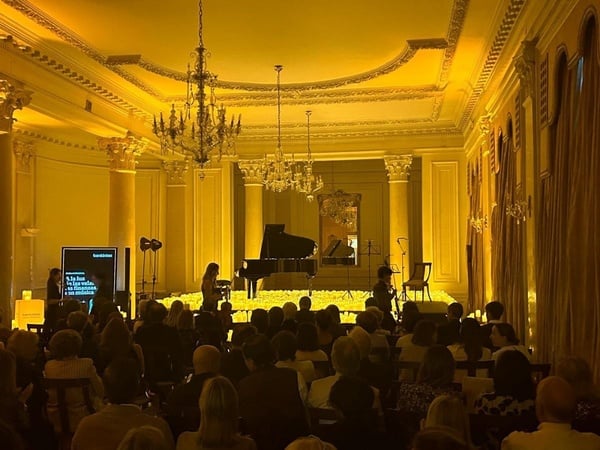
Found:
152,0 -> 240,175
293,110 -> 324,201
262,65 -> 297,193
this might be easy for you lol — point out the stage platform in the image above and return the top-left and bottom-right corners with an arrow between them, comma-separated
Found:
158,289 -> 455,323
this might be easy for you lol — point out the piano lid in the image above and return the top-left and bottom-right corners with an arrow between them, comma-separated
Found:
259,224 -> 318,259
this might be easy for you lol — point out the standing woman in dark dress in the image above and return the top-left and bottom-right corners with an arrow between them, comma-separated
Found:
45,268 -> 62,332
201,263 -> 222,312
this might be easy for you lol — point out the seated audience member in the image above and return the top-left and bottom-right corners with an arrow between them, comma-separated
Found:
356,311 -> 389,362
195,311 -> 225,349
250,308 -> 269,335
282,302 -> 299,334
474,350 -> 535,416
133,299 -> 151,334
165,345 -> 220,433
135,302 -> 184,384
96,302 -> 121,333
490,323 -> 530,362
266,306 -> 284,339
349,325 -> 391,395
315,309 -> 335,354
72,358 -> 174,450
556,356 -> 600,433
0,310 -> 11,346
166,300 -> 184,328
366,306 -> 391,336
325,304 -> 347,339
296,322 -> 329,362
215,301 -> 233,334
177,310 -> 200,368
365,297 -> 378,308
399,320 -> 437,381
395,306 -> 422,348
273,330 -> 316,384
89,296 -> 111,324
423,395 -> 472,448
412,427 -> 469,450
397,345 -> 458,421
55,299 -> 84,331
238,335 -> 309,450
437,302 -> 463,346
296,296 -> 316,324
0,418 -> 26,450
68,311 -> 99,360
176,376 -> 256,450
502,376 -> 600,450
447,318 -> 492,381
44,329 -> 104,433
117,426 -> 171,450
95,317 -> 145,376
285,437 -> 335,450
317,376 -> 392,450
0,349 -> 32,444
481,301 -> 504,350
221,325 -> 256,387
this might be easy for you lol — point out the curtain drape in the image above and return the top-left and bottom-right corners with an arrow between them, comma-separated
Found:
537,19 -> 600,379
467,165 -> 485,313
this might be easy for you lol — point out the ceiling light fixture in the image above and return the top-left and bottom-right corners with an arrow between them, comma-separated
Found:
293,110 -> 324,201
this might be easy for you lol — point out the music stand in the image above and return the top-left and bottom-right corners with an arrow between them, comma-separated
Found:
359,240 -> 381,290
397,238 -> 408,302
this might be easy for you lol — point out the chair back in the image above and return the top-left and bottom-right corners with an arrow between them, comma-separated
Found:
530,363 -> 551,382
455,360 -> 495,377
42,378 -> 95,434
462,376 -> 494,413
392,360 -> 421,380
308,407 -> 338,430
409,262 -> 432,282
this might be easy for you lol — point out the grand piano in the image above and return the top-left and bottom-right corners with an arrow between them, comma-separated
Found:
237,224 -> 318,298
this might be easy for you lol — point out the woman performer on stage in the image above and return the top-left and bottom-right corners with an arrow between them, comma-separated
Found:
201,262 -> 222,312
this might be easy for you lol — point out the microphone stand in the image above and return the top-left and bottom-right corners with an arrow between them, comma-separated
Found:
140,250 -> 147,296
398,239 -> 408,302
151,251 -> 158,300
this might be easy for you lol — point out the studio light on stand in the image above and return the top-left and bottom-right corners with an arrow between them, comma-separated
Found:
150,239 -> 162,300
139,237 -> 152,296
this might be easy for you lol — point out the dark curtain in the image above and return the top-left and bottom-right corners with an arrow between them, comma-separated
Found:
467,162 -> 485,313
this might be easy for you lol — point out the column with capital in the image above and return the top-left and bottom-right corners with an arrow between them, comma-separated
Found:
238,160 -> 264,259
163,160 -> 189,293
0,80 -> 31,324
98,133 -> 145,317
384,155 -> 413,285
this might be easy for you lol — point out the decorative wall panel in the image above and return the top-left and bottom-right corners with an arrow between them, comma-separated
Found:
193,169 -> 222,282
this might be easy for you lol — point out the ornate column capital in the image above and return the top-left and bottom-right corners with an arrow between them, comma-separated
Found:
13,139 -> 35,172
98,132 -> 146,171
0,80 -> 32,133
238,159 -> 265,186
384,155 -> 413,182
514,39 -> 537,99
162,160 -> 189,186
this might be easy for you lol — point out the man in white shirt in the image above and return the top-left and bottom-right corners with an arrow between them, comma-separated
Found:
502,376 -> 600,450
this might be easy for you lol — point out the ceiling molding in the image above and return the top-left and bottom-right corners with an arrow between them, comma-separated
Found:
438,0 -> 470,85
458,0 -> 526,131
14,127 -> 98,150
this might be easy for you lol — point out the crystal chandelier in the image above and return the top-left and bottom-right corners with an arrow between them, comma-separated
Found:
262,65 -> 296,193
293,111 -> 323,201
152,0 -> 240,174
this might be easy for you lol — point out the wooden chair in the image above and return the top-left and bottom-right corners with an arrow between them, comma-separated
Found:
455,360 -> 495,377
42,378 -> 96,450
469,413 -> 538,447
390,346 -> 403,362
402,262 -> 432,302
391,360 -> 421,381
308,407 -> 338,431
385,334 -> 400,347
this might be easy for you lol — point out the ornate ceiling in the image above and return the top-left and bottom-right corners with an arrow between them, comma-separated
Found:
0,0 -> 530,158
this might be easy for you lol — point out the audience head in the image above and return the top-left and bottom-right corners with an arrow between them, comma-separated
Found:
446,303 -> 463,321
494,350 -> 534,401
0,349 -> 16,398
7,330 -> 38,361
418,345 -> 455,388
103,358 -> 141,404
250,308 -> 269,334
231,324 -> 257,349
459,318 -> 483,361
49,267 -> 61,282
116,426 -> 169,450
137,299 -> 149,320
67,311 -> 89,333
297,322 -> 320,351
203,262 -> 220,281
49,329 -> 82,360
63,299 -> 83,316
331,337 -> 360,376
403,301 -> 420,314
146,302 -> 168,325
491,323 -> 519,347
100,317 -> 132,356
299,296 -> 312,311
220,301 -> 232,313
485,301 -> 504,321
193,345 -> 221,375
412,427 -> 469,450
315,309 -> 333,332
329,376 -> 374,421
285,437 -> 336,450
166,300 -> 184,327
424,395 -> 471,446
348,325 -> 371,360
272,331 -> 298,362
268,306 -> 284,329
365,297 -> 378,308
177,309 -> 194,331
282,302 -> 298,320
198,376 -> 240,447
536,376 -> 577,423
556,356 -> 597,400
412,320 -> 437,346
243,334 -> 276,371
377,265 -> 393,281
325,304 -> 341,324
356,311 -> 378,334
365,306 -> 384,328
97,302 -> 120,331
401,310 -> 422,334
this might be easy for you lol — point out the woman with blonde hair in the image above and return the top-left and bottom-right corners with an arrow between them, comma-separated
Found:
556,356 -> 600,431
423,395 -> 472,448
95,317 -> 144,375
117,425 -> 171,450
176,376 -> 256,450
166,300 -> 184,328
201,263 -> 222,312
